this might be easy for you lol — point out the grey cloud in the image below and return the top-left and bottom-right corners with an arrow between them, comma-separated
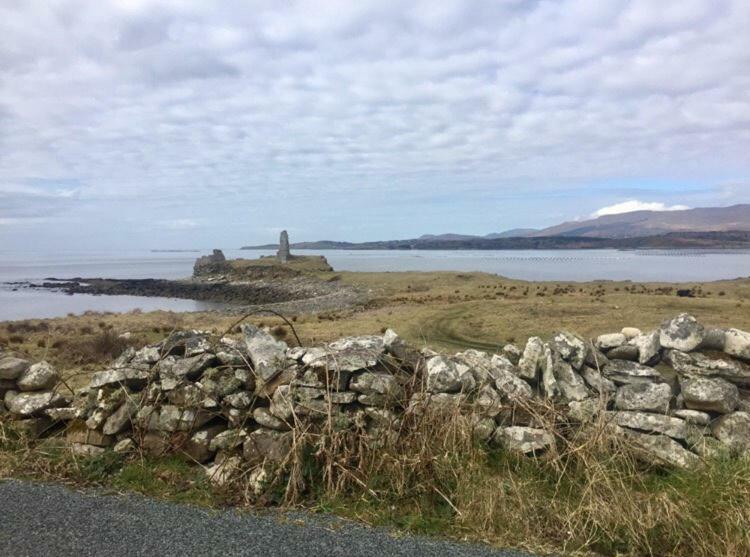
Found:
0,0 -> 748,248
0,182 -> 81,222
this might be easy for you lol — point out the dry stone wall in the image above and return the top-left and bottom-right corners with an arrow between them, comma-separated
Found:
3,313 -> 750,485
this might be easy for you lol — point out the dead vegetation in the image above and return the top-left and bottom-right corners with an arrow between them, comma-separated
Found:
3,395 -> 750,556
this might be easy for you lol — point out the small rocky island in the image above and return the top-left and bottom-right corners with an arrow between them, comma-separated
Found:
18,232 -> 358,314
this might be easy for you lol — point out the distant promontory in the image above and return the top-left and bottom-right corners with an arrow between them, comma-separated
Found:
242,204 -> 750,251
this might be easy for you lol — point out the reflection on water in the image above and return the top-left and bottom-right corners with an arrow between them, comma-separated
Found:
1,248 -> 749,321
0,287 -> 228,321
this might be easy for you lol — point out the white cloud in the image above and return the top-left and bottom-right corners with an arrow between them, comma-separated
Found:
592,200 -> 691,218
158,219 -> 200,230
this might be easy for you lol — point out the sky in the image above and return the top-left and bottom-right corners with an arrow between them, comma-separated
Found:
1,0 -> 749,250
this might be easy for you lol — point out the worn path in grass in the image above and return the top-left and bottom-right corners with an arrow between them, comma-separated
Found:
0,480 -> 533,557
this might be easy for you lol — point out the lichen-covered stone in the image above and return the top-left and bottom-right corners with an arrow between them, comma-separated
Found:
349,371 -> 402,398
163,330 -> 212,358
494,368 -> 533,402
66,421 -> 114,447
471,416 -> 496,443
606,345 -> 640,361
673,408 -> 711,425
224,391 -> 253,409
17,361 -> 59,391
493,426 -> 555,454
596,333 -> 626,351
70,443 -> 106,458
583,345 -> 610,370
568,398 -> 601,422
425,356 -> 461,393
724,328 -> 750,361
540,343 -> 560,400
621,327 -> 642,339
474,384 -> 502,417
102,400 -> 137,435
205,455 -> 241,486
243,428 -> 292,465
665,350 -> 750,385
454,350 -> 495,385
0,357 -> 30,380
184,424 -> 227,463
681,376 -> 738,414
609,411 -> 687,440
6,391 -> 69,417
253,407 -> 289,431
603,359 -> 663,385
624,429 -> 700,468
517,337 -> 545,381
552,331 -> 588,370
114,438 -> 136,454
615,382 -> 672,413
580,366 -> 616,395
242,324 -> 288,382
700,328 -> 727,351
502,344 -> 522,365
660,314 -> 704,352
89,367 -> 149,390
383,329 -> 420,366
552,356 -> 589,402
133,346 -> 161,365
209,428 -> 246,452
629,330 -> 661,365
166,353 -> 216,380
157,405 -> 211,432
199,368 -> 243,399
712,412 -> 750,452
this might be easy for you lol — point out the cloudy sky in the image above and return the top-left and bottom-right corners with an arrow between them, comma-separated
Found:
1,0 -> 749,249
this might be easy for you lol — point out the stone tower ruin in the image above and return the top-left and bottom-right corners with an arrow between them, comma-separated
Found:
277,230 -> 290,263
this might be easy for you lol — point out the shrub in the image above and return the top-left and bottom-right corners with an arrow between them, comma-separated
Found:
271,325 -> 287,340
51,329 -> 134,365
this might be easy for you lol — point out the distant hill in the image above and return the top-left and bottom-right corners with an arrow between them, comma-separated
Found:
241,204 -> 750,251
418,233 -> 478,241
419,230 -> 541,240
530,204 -> 750,238
485,228 -> 539,239
241,231 -> 750,251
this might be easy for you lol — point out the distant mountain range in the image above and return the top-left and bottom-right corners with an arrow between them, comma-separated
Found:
528,204 -> 750,238
242,204 -> 750,250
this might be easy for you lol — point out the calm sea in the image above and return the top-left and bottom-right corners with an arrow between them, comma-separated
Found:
1,248 -> 748,321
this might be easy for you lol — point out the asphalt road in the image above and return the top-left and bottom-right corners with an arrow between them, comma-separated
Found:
0,480 -> 533,557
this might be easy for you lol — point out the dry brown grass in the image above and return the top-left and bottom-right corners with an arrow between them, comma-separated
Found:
220,397 -> 750,556
3,273 -> 750,395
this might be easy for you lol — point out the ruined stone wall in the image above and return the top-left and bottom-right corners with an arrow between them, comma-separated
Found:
193,249 -> 228,276
2,314 -> 750,487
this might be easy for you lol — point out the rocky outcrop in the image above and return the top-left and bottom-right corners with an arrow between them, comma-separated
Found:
4,314 -> 750,487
